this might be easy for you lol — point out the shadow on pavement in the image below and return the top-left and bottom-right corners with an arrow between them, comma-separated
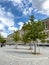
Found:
4,50 -> 31,55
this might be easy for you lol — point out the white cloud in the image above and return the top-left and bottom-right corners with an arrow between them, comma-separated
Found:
18,22 -> 24,26
8,0 -> 33,16
0,6 -> 15,37
34,19 -> 38,21
0,32 -> 8,38
10,0 -> 22,4
31,0 -> 49,16
6,12 -> 14,18
8,0 -> 22,7
0,17 -> 14,27
42,0 -> 49,10
41,0 -> 49,15
8,26 -> 18,31
23,9 -> 28,15
0,23 -> 5,30
29,7 -> 33,14
0,6 -> 14,27
23,7 -> 33,16
13,0 -> 49,16
18,22 -> 24,30
5,0 -> 49,16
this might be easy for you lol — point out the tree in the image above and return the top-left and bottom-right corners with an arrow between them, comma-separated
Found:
13,31 -> 20,42
13,31 -> 20,48
22,32 -> 31,43
22,15 -> 46,54
22,22 -> 33,49
0,35 -> 6,47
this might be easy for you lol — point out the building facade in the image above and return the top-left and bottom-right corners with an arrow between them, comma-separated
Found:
43,18 -> 49,38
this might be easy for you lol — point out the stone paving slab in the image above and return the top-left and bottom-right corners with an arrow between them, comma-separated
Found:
0,45 -> 49,65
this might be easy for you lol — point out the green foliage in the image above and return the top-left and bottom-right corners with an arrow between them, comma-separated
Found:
13,31 -> 20,42
0,35 -> 6,43
22,33 -> 31,44
38,32 -> 47,40
41,39 -> 46,43
1,39 -> 6,43
47,40 -> 49,43
29,15 -> 34,22
19,15 -> 47,54
22,15 -> 46,42
22,35 -> 28,44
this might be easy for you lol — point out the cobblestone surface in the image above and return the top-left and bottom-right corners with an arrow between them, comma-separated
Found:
0,45 -> 49,65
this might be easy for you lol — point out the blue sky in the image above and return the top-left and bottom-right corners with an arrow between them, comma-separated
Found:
0,0 -> 49,37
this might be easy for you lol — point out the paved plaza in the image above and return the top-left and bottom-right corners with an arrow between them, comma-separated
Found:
0,45 -> 49,65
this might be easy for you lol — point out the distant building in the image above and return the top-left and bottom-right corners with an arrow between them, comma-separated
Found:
6,34 -> 15,45
43,18 -> 49,38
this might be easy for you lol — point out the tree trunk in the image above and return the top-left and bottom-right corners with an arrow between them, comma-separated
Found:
34,41 -> 37,54
15,43 -> 17,49
29,41 -> 32,50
